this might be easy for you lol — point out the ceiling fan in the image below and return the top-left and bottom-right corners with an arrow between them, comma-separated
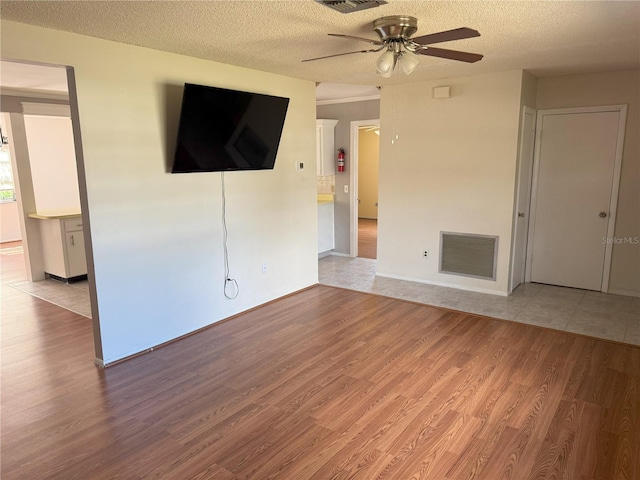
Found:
303,15 -> 483,77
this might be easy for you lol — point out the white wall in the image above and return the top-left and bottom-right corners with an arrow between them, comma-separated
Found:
24,115 -> 81,213
0,202 -> 21,242
377,71 -> 524,295
1,21 -> 318,364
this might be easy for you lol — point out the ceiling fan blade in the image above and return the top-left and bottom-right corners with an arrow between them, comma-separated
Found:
411,27 -> 480,46
328,33 -> 383,46
302,48 -> 381,63
416,46 -> 483,63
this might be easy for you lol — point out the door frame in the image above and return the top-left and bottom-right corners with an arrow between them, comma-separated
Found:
1,59 -> 102,362
509,105 -> 536,293
525,105 -> 627,292
349,118 -> 380,257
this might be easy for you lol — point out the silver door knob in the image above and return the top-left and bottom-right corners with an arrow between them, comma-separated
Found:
518,212 -> 525,218
599,211 -> 607,218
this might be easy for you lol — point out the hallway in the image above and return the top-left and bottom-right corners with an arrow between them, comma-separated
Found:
357,218 -> 377,259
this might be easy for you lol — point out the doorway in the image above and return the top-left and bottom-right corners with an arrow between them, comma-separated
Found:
349,119 -> 380,259
0,60 -> 95,315
526,105 -> 627,292
509,106 -> 536,292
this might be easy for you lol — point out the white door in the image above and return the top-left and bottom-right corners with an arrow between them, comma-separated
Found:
528,107 -> 625,291
510,107 -> 536,292
66,230 -> 87,278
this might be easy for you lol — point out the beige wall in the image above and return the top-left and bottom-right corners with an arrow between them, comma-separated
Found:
1,20 -> 318,364
520,70 -> 538,110
537,70 -> 640,296
377,70 -> 525,295
357,128 -> 379,220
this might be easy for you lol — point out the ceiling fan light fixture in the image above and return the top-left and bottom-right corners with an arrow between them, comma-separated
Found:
398,50 -> 419,75
376,49 -> 397,77
303,15 -> 483,74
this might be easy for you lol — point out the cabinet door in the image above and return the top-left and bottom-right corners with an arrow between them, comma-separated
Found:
65,231 -> 87,277
321,127 -> 335,176
316,120 -> 338,176
316,125 -> 323,176
40,219 -> 67,277
318,204 -> 335,253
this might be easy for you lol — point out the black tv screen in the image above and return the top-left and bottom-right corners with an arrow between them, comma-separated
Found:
171,83 -> 289,173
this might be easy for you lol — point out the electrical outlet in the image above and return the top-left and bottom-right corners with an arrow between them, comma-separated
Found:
423,250 -> 429,259
262,263 -> 268,274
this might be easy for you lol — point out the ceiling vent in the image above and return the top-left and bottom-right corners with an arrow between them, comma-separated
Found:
315,0 -> 387,14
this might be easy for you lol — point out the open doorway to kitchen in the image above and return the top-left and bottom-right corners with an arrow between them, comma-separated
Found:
350,120 -> 380,259
0,59 -> 96,322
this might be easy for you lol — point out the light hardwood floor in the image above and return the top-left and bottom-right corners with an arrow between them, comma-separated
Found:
358,218 -> 377,259
2,248 -> 639,479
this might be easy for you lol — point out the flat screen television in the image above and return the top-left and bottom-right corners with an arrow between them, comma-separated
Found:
171,83 -> 290,173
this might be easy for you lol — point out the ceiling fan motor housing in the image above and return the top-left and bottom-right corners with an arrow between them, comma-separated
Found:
373,16 -> 418,41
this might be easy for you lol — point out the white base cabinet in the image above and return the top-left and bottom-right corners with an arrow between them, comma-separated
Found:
318,203 -> 335,255
35,215 -> 87,280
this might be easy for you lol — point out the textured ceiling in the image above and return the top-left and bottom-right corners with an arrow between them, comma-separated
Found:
1,0 -> 639,89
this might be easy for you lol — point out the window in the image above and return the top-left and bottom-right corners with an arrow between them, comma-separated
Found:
0,124 -> 16,202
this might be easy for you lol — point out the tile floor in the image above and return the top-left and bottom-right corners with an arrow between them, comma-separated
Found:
9,278 -> 92,318
319,255 -> 640,346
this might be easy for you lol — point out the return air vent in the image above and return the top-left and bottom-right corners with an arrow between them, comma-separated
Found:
315,0 -> 387,14
439,232 -> 498,281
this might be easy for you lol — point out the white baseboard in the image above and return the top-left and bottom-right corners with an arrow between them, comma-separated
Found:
376,272 -> 509,297
329,251 -> 352,258
606,288 -> 640,298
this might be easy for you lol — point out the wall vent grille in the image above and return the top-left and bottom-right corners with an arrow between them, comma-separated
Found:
439,232 -> 498,281
315,0 -> 387,14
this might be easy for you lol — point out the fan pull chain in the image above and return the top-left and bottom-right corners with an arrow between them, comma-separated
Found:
391,71 -> 400,145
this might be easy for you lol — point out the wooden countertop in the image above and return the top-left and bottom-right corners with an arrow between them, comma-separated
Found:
28,210 -> 82,220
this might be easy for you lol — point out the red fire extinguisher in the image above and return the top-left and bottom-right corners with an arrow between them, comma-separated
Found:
337,148 -> 345,172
